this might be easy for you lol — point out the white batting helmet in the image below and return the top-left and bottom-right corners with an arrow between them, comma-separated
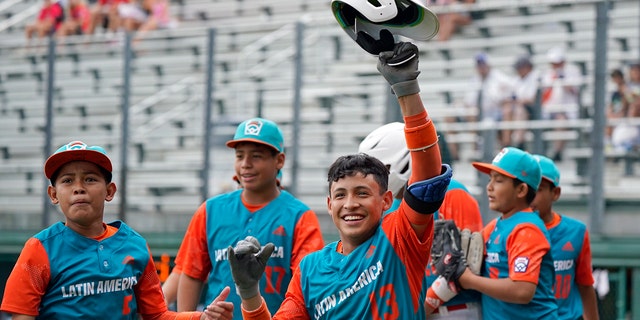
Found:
358,122 -> 411,197
331,0 -> 439,51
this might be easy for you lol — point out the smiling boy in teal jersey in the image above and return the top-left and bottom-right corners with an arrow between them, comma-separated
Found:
176,118 -> 325,319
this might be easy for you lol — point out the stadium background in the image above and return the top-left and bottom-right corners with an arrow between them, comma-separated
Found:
0,0 -> 639,318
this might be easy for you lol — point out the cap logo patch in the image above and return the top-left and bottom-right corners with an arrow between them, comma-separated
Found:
244,120 -> 263,136
492,148 -> 508,164
66,141 -> 89,151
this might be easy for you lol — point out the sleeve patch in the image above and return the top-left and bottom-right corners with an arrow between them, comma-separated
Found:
514,256 -> 530,273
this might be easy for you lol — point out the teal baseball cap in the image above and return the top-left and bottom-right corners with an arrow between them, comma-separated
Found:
45,141 -> 112,179
227,118 -> 284,152
472,147 -> 541,191
533,154 -> 560,187
226,118 -> 284,153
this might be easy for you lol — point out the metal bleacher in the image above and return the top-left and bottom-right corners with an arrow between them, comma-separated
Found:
0,0 -> 639,237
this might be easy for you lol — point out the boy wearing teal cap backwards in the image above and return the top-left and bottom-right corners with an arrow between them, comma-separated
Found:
0,140 -> 232,319
531,155 -> 599,320
175,118 -> 325,318
444,147 -> 558,319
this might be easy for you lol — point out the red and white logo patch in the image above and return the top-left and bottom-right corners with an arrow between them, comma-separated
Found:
244,120 -> 263,136
514,256 -> 530,273
444,253 -> 452,265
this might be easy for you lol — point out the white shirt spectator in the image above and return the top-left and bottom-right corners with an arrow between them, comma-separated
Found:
539,47 -> 583,120
513,68 -> 540,104
464,54 -> 513,122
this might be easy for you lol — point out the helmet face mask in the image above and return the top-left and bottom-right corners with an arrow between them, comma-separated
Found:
332,0 -> 439,54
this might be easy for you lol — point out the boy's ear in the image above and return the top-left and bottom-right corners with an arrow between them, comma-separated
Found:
47,185 -> 59,204
552,186 -> 561,201
382,189 -> 393,212
276,153 -> 285,170
516,182 -> 528,199
105,182 -> 117,202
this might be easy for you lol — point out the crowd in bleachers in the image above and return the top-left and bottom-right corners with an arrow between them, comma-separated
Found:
2,0 -> 640,233
444,46 -> 579,161
443,44 -> 640,162
24,0 -> 175,45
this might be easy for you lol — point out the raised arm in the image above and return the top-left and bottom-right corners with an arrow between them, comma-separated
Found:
376,41 -> 452,237
376,42 -> 442,179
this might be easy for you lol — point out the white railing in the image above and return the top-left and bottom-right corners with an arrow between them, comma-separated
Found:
110,76 -> 198,133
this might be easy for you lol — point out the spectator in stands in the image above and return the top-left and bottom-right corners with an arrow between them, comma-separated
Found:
463,52 -> 514,147
130,0 -> 176,46
56,0 -> 91,39
606,69 -> 632,149
25,0 -> 65,43
609,64 -> 640,153
429,0 -> 476,42
540,46 -> 583,161
509,55 -> 541,150
87,0 -> 128,36
118,0 -> 149,33
626,62 -> 640,118
628,62 -> 640,88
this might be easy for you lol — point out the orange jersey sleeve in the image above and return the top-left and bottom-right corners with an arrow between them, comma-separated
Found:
0,238 -> 50,316
575,230 -> 595,286
243,267 -> 309,320
438,188 -> 483,232
291,210 -> 324,271
179,203 -> 212,282
171,223 -> 193,275
242,299 -> 277,320
506,223 -> 551,284
136,248 -> 171,316
137,248 -> 204,320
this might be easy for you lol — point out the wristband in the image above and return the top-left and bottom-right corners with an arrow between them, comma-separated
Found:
425,276 -> 458,309
391,79 -> 420,97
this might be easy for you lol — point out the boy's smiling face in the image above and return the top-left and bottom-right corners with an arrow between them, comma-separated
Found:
233,142 -> 284,194
47,161 -> 116,236
327,172 -> 392,254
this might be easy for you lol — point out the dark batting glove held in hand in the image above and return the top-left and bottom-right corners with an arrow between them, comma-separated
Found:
227,236 -> 275,300
377,41 -> 420,97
